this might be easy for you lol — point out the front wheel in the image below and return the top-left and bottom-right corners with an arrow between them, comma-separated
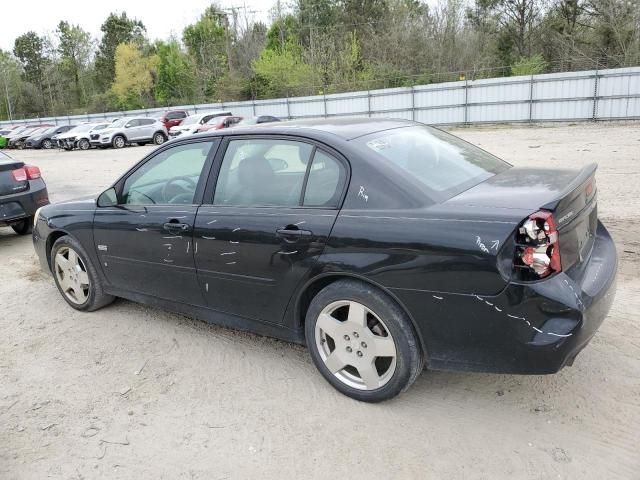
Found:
153,132 -> 166,145
51,236 -> 115,311
112,135 -> 126,149
78,138 -> 90,150
42,138 -> 52,149
305,280 -> 423,402
11,216 -> 33,235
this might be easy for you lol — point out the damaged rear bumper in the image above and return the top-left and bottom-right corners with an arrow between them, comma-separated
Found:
393,221 -> 617,374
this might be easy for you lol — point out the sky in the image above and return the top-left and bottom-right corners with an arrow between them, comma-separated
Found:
0,0 -> 277,51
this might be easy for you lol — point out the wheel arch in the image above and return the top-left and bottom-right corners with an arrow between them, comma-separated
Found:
293,272 -> 428,359
45,230 -> 70,271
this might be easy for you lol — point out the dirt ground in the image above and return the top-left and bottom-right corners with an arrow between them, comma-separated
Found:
1,122 -> 639,479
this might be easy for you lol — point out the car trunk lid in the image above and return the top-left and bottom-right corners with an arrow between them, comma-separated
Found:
445,163 -> 598,271
0,153 -> 27,196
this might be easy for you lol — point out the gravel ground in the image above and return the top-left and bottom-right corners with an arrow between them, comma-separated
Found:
1,122 -> 639,479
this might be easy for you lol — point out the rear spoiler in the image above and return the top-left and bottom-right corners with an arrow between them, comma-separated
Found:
541,163 -> 597,211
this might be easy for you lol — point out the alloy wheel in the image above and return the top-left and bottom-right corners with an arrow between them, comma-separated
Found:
79,139 -> 90,150
315,300 -> 397,390
114,136 -> 125,148
54,246 -> 90,305
154,133 -> 165,145
43,139 -> 52,149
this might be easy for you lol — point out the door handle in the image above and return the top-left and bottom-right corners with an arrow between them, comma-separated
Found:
163,222 -> 191,233
276,227 -> 312,237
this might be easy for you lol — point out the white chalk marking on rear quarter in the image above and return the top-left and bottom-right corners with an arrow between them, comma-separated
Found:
432,295 -> 443,300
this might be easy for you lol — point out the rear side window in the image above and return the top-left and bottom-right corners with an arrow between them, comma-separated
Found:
303,150 -> 346,207
357,125 -> 510,201
139,119 -> 155,126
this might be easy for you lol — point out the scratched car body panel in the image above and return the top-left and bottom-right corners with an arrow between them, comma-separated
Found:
32,118 -> 617,384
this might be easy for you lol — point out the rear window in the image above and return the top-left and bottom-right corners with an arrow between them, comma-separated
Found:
357,125 -> 510,201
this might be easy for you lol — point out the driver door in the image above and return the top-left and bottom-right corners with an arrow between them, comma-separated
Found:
93,139 -> 219,305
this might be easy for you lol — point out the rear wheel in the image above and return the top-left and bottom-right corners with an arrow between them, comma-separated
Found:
305,279 -> 423,402
11,216 -> 33,235
78,138 -> 90,150
51,236 -> 114,311
112,135 -> 126,149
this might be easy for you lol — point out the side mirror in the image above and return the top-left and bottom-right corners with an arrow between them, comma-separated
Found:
97,187 -> 118,207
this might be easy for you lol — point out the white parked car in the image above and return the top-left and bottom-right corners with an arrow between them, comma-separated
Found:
168,111 -> 231,138
56,123 -> 104,150
95,117 -> 168,149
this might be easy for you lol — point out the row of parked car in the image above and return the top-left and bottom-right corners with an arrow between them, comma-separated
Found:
0,111 -> 280,152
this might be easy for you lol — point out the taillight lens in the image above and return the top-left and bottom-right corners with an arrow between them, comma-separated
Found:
25,165 -> 41,179
12,165 -> 41,181
515,210 -> 561,279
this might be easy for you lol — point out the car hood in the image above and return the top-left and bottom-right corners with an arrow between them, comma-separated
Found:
443,166 -> 588,212
98,128 -> 116,135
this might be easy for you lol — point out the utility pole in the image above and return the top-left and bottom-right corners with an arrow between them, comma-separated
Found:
1,67 -> 13,121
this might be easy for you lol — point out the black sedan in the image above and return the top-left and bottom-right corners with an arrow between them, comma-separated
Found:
25,125 -> 76,149
32,119 -> 617,402
1,151 -> 49,234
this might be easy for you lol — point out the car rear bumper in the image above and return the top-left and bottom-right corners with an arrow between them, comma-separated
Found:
392,220 -> 617,374
0,179 -> 49,226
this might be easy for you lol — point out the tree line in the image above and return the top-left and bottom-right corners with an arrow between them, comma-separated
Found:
0,0 -> 638,120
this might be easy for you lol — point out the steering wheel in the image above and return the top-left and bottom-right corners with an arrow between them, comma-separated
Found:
162,176 -> 197,204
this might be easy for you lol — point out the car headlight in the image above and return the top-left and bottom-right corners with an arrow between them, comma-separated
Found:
34,206 -> 43,226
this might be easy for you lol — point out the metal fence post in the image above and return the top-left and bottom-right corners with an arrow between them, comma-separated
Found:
592,69 -> 599,121
252,99 -> 256,116
528,75 -> 535,122
463,79 -> 469,124
410,86 -> 415,121
367,90 -> 372,118
286,96 -> 291,119
323,90 -> 328,118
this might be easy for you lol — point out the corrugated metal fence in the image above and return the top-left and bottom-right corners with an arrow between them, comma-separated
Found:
2,66 -> 639,127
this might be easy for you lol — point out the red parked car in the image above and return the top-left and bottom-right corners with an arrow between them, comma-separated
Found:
196,115 -> 243,133
152,110 -> 189,130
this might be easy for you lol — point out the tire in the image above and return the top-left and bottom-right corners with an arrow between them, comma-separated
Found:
305,279 -> 423,402
11,216 -> 33,235
50,236 -> 115,312
42,138 -> 52,149
112,135 -> 126,149
78,138 -> 90,150
153,132 -> 166,145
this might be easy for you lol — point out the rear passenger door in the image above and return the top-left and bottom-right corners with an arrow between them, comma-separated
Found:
138,118 -> 156,140
193,136 -> 349,324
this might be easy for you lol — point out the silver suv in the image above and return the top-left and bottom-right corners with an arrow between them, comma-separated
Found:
95,117 -> 168,149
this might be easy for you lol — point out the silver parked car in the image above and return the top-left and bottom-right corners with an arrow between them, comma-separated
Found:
96,117 -> 168,149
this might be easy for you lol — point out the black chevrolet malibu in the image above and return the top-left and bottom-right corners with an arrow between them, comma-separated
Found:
33,118 -> 617,402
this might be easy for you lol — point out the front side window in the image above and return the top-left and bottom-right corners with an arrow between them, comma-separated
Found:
214,139 -> 313,207
121,141 -> 214,205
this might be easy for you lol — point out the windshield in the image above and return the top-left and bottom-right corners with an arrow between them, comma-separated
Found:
91,124 -> 109,131
180,115 -> 199,126
238,118 -> 258,125
357,125 -> 510,201
68,124 -> 96,134
110,118 -> 128,128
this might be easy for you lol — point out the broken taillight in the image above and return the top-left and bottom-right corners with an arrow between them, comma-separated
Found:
515,210 -> 561,279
